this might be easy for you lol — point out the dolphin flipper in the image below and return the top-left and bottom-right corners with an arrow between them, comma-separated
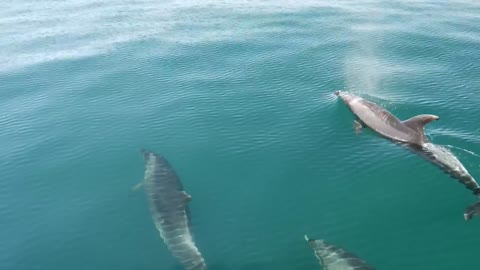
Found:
131,182 -> 144,192
179,191 -> 192,205
354,120 -> 363,134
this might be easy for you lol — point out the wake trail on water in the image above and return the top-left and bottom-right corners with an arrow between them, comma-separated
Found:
445,145 -> 480,159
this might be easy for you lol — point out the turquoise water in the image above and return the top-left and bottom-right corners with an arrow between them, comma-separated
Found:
2,1 -> 480,269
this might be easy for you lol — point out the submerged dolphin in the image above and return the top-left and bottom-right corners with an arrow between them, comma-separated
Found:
305,235 -> 375,270
335,91 -> 480,220
139,149 -> 207,270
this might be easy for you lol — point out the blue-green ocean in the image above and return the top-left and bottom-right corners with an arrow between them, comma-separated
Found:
2,1 -> 480,269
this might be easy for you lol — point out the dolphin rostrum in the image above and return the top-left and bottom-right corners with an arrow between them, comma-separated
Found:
305,235 -> 375,270
139,149 -> 207,270
335,91 -> 480,220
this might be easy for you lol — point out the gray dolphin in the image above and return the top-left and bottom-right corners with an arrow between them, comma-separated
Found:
139,149 -> 207,270
335,91 -> 480,220
305,235 -> 375,270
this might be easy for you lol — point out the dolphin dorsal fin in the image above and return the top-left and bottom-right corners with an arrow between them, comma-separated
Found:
402,114 -> 439,141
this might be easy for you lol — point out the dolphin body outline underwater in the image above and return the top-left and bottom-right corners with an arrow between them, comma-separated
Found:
134,149 -> 207,269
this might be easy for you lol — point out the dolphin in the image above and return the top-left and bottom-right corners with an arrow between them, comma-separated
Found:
335,91 -> 480,220
139,149 -> 207,270
305,235 -> 375,270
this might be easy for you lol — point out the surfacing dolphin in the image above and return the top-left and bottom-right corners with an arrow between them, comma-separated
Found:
305,235 -> 375,270
138,149 -> 207,270
335,91 -> 480,220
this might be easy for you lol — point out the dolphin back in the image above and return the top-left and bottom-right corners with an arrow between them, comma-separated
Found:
335,91 -> 427,145
142,150 -> 207,270
407,143 -> 480,195
305,235 -> 375,270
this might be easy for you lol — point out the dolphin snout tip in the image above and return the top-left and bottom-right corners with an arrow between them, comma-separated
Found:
334,90 -> 341,96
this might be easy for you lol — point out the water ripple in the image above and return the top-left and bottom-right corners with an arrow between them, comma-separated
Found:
2,1 -> 480,270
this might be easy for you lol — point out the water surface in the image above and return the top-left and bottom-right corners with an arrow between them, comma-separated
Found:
1,1 -> 480,269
